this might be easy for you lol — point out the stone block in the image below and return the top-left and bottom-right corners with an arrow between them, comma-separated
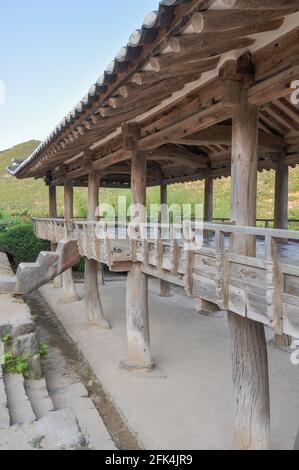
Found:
11,313 -> 35,338
12,333 -> 38,357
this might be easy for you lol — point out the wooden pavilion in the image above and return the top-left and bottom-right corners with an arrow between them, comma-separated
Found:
8,0 -> 299,450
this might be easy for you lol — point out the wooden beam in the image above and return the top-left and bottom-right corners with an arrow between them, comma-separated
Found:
93,149 -> 132,171
173,126 -> 232,146
138,103 -> 233,151
175,19 -> 284,51
254,26 -> 299,81
147,145 -> 209,168
223,0 -> 299,10
248,64 -> 299,106
190,9 -> 291,33
151,38 -> 254,73
173,126 -> 284,151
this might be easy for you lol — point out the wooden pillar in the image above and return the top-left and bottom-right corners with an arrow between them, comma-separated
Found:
204,176 -> 214,223
203,175 -> 214,243
274,159 -> 289,230
160,183 -> 171,297
274,159 -> 292,347
62,181 -> 79,302
228,86 -> 270,450
122,148 -> 153,371
85,171 -> 110,328
49,185 -> 62,288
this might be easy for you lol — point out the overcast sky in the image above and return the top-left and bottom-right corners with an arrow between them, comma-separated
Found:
0,0 -> 158,151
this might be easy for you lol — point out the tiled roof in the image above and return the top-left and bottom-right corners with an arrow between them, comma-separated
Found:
10,0 -> 191,176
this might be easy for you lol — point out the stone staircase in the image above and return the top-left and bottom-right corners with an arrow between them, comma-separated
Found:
0,358 -> 116,450
0,251 -> 116,450
0,240 -> 80,296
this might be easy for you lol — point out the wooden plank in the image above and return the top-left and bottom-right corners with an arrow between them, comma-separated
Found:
285,273 -> 299,297
192,272 -> 218,304
228,253 -> 266,269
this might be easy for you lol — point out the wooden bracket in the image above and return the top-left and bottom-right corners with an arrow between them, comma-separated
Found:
122,122 -> 141,151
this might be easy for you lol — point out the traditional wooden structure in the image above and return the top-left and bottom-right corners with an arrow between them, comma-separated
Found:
9,0 -> 299,450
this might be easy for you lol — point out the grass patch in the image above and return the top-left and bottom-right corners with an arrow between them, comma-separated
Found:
1,342 -> 48,378
0,141 -> 299,226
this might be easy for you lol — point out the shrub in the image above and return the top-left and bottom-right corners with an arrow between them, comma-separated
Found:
74,257 -> 85,273
0,223 -> 50,265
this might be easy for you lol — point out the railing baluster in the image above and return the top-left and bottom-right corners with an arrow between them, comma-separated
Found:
183,221 -> 194,297
265,236 -> 283,333
215,230 -> 229,311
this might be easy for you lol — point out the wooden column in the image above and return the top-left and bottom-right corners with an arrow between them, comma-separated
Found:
85,171 -> 110,328
274,159 -> 292,347
62,181 -> 79,303
49,185 -> 62,288
274,159 -> 289,230
228,86 -> 270,450
204,176 -> 214,223
122,148 -> 153,371
196,176 -> 219,314
203,175 -> 214,243
49,184 -> 57,220
160,183 -> 171,297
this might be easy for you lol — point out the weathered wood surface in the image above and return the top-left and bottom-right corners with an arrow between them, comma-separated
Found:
49,184 -> 62,288
85,171 -> 110,329
33,217 -> 299,340
160,183 -> 171,297
62,181 -> 79,302
122,146 -> 153,371
228,85 -> 270,450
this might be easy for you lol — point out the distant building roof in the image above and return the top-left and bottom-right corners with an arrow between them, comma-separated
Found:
7,158 -> 25,175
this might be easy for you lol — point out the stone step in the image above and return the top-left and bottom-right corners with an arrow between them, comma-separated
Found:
51,383 -> 116,450
0,409 -> 85,450
25,378 -> 55,420
4,374 -> 36,425
0,253 -> 17,294
0,359 -> 10,430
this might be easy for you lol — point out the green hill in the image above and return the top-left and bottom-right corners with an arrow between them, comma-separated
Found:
0,140 -> 298,226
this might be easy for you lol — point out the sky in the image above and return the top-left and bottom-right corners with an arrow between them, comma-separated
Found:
0,0 -> 158,151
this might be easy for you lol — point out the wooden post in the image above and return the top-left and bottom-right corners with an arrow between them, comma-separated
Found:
121,144 -> 153,371
85,171 -> 110,328
228,85 -> 270,450
98,263 -> 105,286
203,175 -> 214,243
160,183 -> 171,297
274,159 -> 292,348
49,185 -> 62,288
204,176 -> 214,223
274,159 -> 289,231
62,181 -> 79,303
196,176 -> 217,313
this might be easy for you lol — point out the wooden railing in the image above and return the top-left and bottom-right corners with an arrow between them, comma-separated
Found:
33,217 -> 68,243
33,217 -> 299,337
213,218 -> 299,229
